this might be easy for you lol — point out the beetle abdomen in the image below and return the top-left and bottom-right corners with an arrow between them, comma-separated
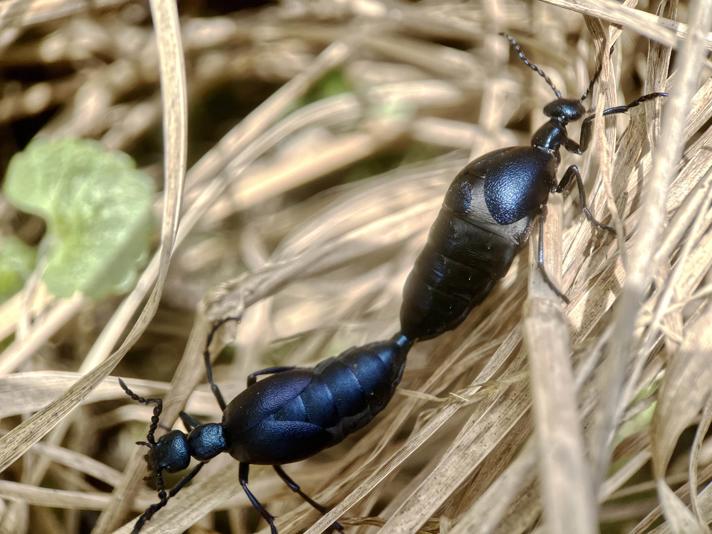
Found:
224,335 -> 412,465
400,210 -> 521,340
400,147 -> 554,341
306,334 -> 412,441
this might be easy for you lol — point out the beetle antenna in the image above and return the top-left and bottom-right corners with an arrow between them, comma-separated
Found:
118,378 -> 163,446
580,62 -> 602,102
131,468 -> 169,534
500,32 -> 562,99
580,43 -> 616,102
118,378 -> 171,533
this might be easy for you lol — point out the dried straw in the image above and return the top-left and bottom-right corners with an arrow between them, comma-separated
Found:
1,2 -> 711,534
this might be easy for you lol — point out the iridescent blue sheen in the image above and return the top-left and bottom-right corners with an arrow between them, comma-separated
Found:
187,423 -> 225,461
222,334 -> 412,465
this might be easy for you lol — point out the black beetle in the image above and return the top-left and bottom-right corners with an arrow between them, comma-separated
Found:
400,33 -> 666,340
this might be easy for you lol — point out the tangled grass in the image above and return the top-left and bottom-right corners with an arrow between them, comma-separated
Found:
1,1 -> 711,533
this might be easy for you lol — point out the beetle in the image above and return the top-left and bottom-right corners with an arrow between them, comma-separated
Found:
120,319 -> 413,534
400,33 -> 666,341
121,33 -> 666,534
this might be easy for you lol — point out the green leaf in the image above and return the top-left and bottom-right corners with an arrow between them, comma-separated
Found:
3,139 -> 155,299
0,236 -> 36,302
299,69 -> 350,105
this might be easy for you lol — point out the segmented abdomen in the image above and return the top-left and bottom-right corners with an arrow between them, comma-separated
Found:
274,334 -> 412,443
400,206 -> 527,340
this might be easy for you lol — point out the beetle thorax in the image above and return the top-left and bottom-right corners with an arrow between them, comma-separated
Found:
531,119 -> 567,156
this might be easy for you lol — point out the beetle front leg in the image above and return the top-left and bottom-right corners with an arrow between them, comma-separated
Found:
567,92 -> 668,156
555,165 -> 615,234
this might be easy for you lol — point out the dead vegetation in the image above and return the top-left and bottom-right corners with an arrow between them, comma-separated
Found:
1,1 -> 711,533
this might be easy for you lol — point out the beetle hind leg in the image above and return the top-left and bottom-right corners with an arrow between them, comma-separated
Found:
240,463 -> 278,534
274,465 -> 344,532
536,209 -> 570,304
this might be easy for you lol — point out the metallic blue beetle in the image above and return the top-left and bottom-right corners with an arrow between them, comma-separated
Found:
120,34 -> 665,534
119,328 -> 413,534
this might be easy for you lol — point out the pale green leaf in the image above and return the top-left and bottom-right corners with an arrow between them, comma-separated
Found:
3,139 -> 154,299
0,236 -> 36,302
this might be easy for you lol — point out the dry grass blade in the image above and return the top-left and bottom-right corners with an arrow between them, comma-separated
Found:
0,480 -> 131,511
149,0 -> 187,257
523,297 -> 597,533
449,438 -> 537,534
539,0 -> 712,49
652,302 -> 712,531
590,0 -> 712,492
380,382 -> 530,533
523,181 -> 597,534
0,295 -> 84,376
689,396 -> 712,526
0,0 -> 129,29
2,3 -> 711,534
655,480 -> 707,534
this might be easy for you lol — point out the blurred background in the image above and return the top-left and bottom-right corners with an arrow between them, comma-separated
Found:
1,1 -> 710,533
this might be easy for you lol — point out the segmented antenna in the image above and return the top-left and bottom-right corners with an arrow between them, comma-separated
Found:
118,378 -> 162,447
580,44 -> 615,102
118,378 -> 170,534
500,32 -> 562,99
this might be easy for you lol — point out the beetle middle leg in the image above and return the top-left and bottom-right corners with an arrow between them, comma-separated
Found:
179,411 -> 200,431
536,207 -> 570,304
554,165 -> 615,234
273,465 -> 344,532
247,366 -> 296,386
203,317 -> 241,411
240,463 -> 278,534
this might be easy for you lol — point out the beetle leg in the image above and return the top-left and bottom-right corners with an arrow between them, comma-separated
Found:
563,137 -> 583,154
536,210 -> 570,304
203,353 -> 226,411
247,366 -> 297,387
203,318 -> 239,411
240,463 -> 278,534
274,465 -> 344,532
574,92 -> 668,154
555,165 -> 615,234
133,463 -> 205,534
168,462 -> 205,497
179,411 -> 200,432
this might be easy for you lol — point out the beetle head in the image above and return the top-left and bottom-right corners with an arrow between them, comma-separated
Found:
145,429 -> 191,474
543,98 -> 585,124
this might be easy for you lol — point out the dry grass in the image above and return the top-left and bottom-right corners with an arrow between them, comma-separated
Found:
1,1 -> 711,533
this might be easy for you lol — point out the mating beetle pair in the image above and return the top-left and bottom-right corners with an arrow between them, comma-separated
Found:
120,33 -> 666,533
